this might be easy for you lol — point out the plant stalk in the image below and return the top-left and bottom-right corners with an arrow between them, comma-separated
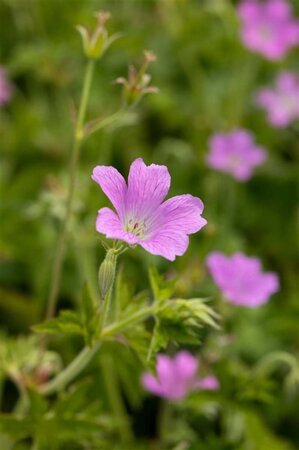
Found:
40,341 -> 101,395
45,59 -> 95,320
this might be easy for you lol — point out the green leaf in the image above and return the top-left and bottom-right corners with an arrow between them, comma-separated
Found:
27,388 -> 48,418
36,416 -> 112,446
80,283 -> 99,346
114,266 -> 133,313
53,379 -> 103,417
152,298 -> 219,351
148,266 -> 176,302
243,411 -> 292,450
0,415 -> 34,439
33,311 -> 83,337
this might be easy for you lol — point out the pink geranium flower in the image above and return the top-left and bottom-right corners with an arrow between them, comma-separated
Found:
238,0 -> 299,60
92,158 -> 207,261
206,129 -> 267,181
0,66 -> 13,106
142,351 -> 219,401
256,72 -> 299,127
206,252 -> 279,308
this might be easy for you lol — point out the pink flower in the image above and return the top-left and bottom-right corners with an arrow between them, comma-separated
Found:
142,352 -> 219,401
238,0 -> 299,60
92,158 -> 207,261
0,66 -> 13,106
206,252 -> 279,307
206,130 -> 267,181
256,72 -> 299,127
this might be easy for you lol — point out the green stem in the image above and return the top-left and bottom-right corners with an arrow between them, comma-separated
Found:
13,383 -> 29,416
45,60 -> 95,320
102,305 -> 155,338
77,60 -> 95,135
31,440 -> 39,450
0,377 -> 3,411
39,341 -> 101,395
101,354 -> 134,443
85,108 -> 126,137
158,400 -> 171,443
146,319 -> 157,362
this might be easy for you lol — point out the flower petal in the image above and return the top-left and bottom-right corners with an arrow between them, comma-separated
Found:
156,355 -> 173,382
140,195 -> 207,261
92,166 -> 127,218
96,207 -> 138,245
140,233 -> 189,261
126,158 -> 170,219
141,373 -> 164,396
175,351 -> 198,381
195,375 -> 219,391
156,355 -> 187,400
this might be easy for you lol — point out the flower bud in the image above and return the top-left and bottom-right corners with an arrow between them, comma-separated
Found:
115,50 -> 159,107
77,11 -> 121,60
98,250 -> 116,300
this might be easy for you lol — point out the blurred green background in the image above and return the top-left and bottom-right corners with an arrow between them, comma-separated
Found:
0,0 -> 299,448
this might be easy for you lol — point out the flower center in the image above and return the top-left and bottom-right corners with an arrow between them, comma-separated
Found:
281,96 -> 297,114
125,218 -> 148,239
259,24 -> 273,41
228,154 -> 241,169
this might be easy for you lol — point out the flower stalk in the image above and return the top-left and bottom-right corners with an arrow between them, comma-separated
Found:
39,341 -> 101,395
45,59 -> 95,321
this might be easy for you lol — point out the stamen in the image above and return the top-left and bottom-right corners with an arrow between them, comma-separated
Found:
125,217 -> 148,239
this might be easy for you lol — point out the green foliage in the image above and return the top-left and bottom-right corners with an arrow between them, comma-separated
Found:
80,282 -> 100,346
0,335 -> 61,384
33,283 -> 100,345
0,0 -> 299,448
149,265 -> 177,302
33,311 -> 83,337
152,298 -> 219,352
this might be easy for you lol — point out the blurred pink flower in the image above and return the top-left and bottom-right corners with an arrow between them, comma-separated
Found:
92,158 -> 207,261
238,0 -> 299,60
206,129 -> 267,181
142,351 -> 219,400
256,72 -> 299,127
206,252 -> 279,307
0,66 -> 13,105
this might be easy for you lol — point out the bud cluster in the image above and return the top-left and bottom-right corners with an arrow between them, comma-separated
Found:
115,50 -> 159,107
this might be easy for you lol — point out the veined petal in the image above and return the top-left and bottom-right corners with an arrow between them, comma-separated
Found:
157,195 -> 206,234
96,207 -> 138,245
92,166 -> 127,218
140,194 -> 207,260
140,232 -> 189,261
126,158 -> 170,219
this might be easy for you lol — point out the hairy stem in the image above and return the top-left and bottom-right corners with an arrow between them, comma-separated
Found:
39,341 -> 101,395
45,60 -> 95,320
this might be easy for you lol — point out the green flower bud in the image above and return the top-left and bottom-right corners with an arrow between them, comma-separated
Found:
98,250 -> 116,300
77,11 -> 121,60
